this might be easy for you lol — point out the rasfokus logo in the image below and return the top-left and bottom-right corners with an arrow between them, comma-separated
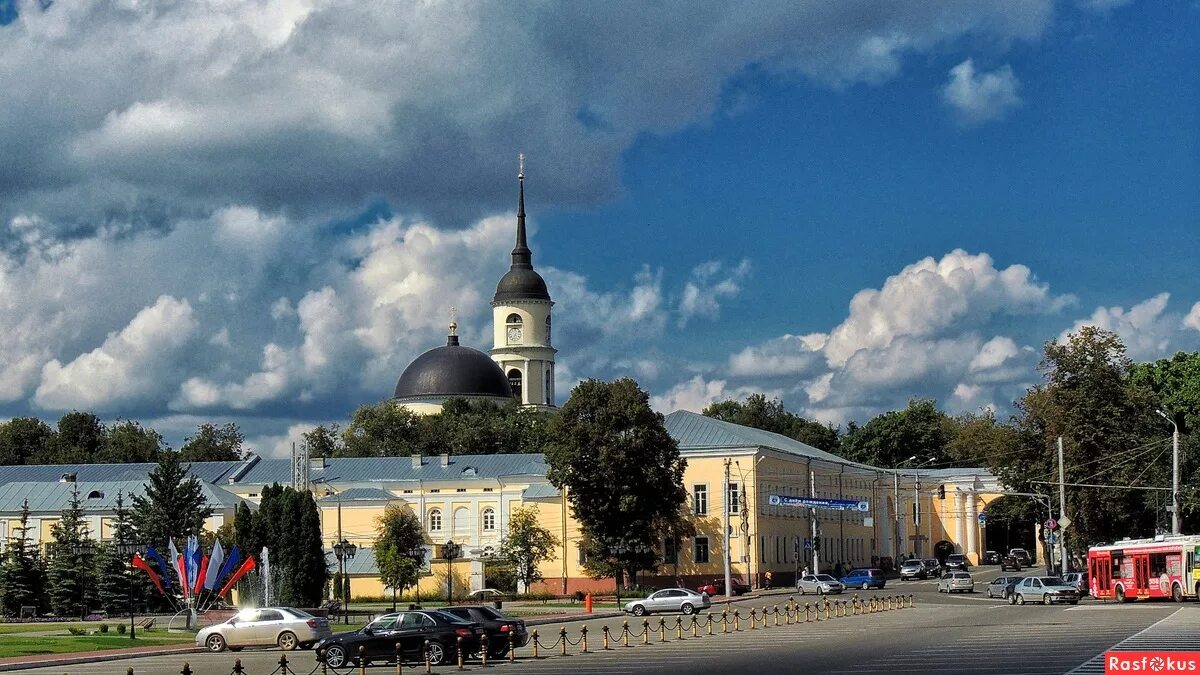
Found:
1106,652 -> 1200,673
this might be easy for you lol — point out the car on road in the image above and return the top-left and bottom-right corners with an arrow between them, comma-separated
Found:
439,605 -> 528,657
1000,555 -> 1023,572
197,607 -> 332,653
697,578 -> 750,597
985,576 -> 1022,599
945,554 -> 970,571
938,572 -> 975,593
624,588 -> 711,617
899,559 -> 929,580
1060,572 -> 1088,596
316,610 -> 483,668
1009,548 -> 1032,567
1008,576 -> 1079,606
923,559 -> 943,577
982,551 -> 1001,565
840,568 -> 886,590
797,574 -> 845,595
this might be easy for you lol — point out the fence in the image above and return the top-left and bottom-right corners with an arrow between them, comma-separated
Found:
129,594 -> 916,675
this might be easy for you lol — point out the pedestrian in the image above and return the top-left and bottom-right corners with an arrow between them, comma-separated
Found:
802,566 -> 810,577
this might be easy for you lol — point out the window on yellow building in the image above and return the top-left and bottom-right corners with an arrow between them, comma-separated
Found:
482,508 -> 495,531
692,484 -> 707,516
694,537 -> 710,564
428,509 -> 442,532
728,483 -> 740,514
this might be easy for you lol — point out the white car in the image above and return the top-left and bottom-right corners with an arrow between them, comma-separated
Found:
937,572 -> 974,593
196,607 -> 332,652
623,588 -> 711,616
796,574 -> 844,595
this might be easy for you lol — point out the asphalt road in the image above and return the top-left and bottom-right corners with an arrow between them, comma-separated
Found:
16,568 -> 1200,675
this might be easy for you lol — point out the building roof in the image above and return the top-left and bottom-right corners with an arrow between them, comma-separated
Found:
521,483 -> 561,499
493,172 -> 551,304
0,479 -> 247,513
317,487 -> 398,503
664,410 -> 863,466
0,461 -> 244,486
393,335 -> 514,402
239,454 -> 549,486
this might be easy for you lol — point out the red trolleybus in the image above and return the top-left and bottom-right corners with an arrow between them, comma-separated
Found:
1087,535 -> 1200,603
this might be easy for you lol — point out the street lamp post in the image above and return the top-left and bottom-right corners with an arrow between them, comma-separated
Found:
443,540 -> 461,603
1157,410 -> 1181,536
408,544 -> 426,607
116,540 -> 139,640
70,539 -> 96,620
332,539 -> 357,625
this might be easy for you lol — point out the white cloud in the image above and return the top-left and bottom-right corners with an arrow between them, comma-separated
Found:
649,375 -> 779,415
678,259 -> 750,326
728,334 -> 827,378
1184,302 -> 1200,333
969,336 -> 1020,372
245,422 -> 321,460
942,59 -> 1022,125
35,295 -> 198,409
1059,292 -> 1200,361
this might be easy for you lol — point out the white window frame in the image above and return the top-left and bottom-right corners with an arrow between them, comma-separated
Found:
482,507 -> 496,532
692,484 -> 708,516
428,508 -> 442,532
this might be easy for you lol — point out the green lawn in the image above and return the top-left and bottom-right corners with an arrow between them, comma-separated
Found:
0,634 -> 193,659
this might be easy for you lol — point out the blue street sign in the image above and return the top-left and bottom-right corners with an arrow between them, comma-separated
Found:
804,537 -> 812,551
768,495 -> 870,512
978,513 -> 987,525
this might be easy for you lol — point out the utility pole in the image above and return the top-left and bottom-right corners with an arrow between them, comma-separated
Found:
810,469 -> 819,573
723,459 -> 733,599
1159,410 -> 1182,535
893,472 -> 901,559
1057,437 -> 1067,575
914,472 -> 922,557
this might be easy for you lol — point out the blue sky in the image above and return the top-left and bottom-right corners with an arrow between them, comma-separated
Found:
0,1 -> 1196,454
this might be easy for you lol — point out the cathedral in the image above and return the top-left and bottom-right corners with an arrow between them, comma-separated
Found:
391,160 -> 557,414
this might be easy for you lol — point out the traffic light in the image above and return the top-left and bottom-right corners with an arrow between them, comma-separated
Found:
813,536 -> 821,552
938,485 -> 946,500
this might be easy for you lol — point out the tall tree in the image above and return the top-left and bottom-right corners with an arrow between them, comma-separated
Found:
179,423 -> 244,462
839,399 -> 959,468
0,417 -> 56,465
255,486 -> 328,606
545,378 -> 687,585
0,500 -> 47,616
233,501 -> 260,558
131,451 -> 213,547
303,424 -> 344,459
497,505 -> 558,592
96,491 -> 141,615
53,411 -> 106,464
1128,351 -> 1200,529
98,420 -> 165,464
374,504 -> 425,609
47,487 -> 96,617
703,394 -> 840,452
342,401 -> 423,457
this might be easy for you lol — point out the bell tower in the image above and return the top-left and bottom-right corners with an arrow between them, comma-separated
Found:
490,155 -> 556,409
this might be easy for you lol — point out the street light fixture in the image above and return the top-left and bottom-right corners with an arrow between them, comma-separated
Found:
407,544 -> 427,607
1157,409 -> 1182,536
332,539 -> 357,625
443,540 -> 462,603
70,539 -> 96,620
115,539 -> 140,640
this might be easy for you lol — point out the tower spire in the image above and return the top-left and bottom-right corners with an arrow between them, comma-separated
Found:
511,153 -> 532,270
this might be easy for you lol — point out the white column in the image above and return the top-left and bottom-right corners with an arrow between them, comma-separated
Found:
965,495 -> 978,560
954,491 -> 967,554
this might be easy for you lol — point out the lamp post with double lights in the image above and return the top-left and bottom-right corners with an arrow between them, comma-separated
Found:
443,540 -> 462,603
70,539 -> 96,620
332,539 -> 357,625
115,538 -> 139,639
408,543 -> 427,607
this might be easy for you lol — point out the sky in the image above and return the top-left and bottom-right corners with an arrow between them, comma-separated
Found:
0,0 -> 1197,457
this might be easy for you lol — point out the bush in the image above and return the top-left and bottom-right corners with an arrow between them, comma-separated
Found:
98,623 -> 109,633
572,590 -> 586,602
116,623 -> 127,634
618,584 -> 657,598
67,627 -> 86,636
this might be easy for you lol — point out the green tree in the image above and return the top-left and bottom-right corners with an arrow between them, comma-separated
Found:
1129,351 -> 1200,529
839,399 -> 959,468
703,394 -> 840,452
0,417 -> 56,465
131,451 -> 213,547
52,411 -> 106,464
498,505 -> 558,592
545,378 -> 687,585
179,423 -> 244,462
47,487 -> 96,617
0,500 -> 47,616
255,486 -> 328,606
98,420 -> 165,464
96,491 -> 141,615
374,503 -> 425,609
303,424 -> 344,459
342,401 -> 423,457
233,501 -> 260,558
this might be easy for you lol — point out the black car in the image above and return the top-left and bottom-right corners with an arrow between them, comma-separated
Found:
316,611 -> 483,668
1000,555 -> 1023,572
982,551 -> 1001,565
945,554 -> 970,571
439,605 -> 529,657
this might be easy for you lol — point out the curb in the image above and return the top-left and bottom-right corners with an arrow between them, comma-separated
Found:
0,644 -> 200,672
525,611 -> 624,627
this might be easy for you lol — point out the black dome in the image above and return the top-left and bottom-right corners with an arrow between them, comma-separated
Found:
493,267 -> 551,303
393,336 -> 513,401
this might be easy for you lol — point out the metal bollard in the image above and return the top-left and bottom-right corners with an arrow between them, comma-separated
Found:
358,645 -> 367,675
532,629 -> 540,658
279,654 -> 291,675
733,609 -> 741,631
722,609 -> 729,633
804,602 -> 812,622
675,616 -> 683,639
128,669 -> 134,675
658,617 -> 666,642
622,621 -> 630,647
581,625 -> 588,653
691,615 -> 699,637
749,608 -> 757,629
395,643 -> 403,675
181,663 -> 191,675
456,636 -> 465,670
603,625 -> 611,650
774,605 -> 781,626
510,630 -> 516,662
235,659 -> 245,675
481,633 -> 489,666
642,619 -> 650,645
824,599 -> 832,620
707,612 -> 715,635
560,627 -> 568,656
425,639 -> 433,674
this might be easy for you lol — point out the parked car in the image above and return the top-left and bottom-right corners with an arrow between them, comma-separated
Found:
1060,572 -> 1088,596
923,559 -> 943,576
697,578 -> 750,596
1000,555 -> 1023,572
1008,576 -> 1079,606
982,551 -> 1001,565
899,559 -> 929,580
945,554 -> 970,571
840,568 -> 887,590
1009,548 -> 1032,567
985,576 -> 1021,599
624,588 -> 711,617
316,610 -> 483,668
439,605 -> 528,657
938,572 -> 975,594
797,574 -> 845,595
197,607 -> 332,652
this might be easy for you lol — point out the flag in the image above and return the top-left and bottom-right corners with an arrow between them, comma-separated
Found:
190,537 -> 202,589
217,546 -> 241,590
217,556 -> 257,599
132,554 -> 167,597
204,540 -> 224,591
194,554 -> 209,596
168,540 -> 188,598
146,546 -> 173,590
185,536 -> 199,592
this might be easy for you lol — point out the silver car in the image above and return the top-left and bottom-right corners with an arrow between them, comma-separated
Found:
624,588 -> 711,617
796,574 -> 844,595
985,576 -> 1021,599
937,572 -> 974,593
1008,576 -> 1079,605
196,607 -> 333,652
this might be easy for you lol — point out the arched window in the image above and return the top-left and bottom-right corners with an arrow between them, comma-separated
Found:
506,313 -> 523,345
428,509 -> 442,532
482,508 -> 496,532
545,366 -> 552,405
508,368 -> 523,400
453,507 -> 470,537
545,315 -> 552,344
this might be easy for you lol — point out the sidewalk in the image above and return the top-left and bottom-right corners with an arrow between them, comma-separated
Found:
0,642 -> 199,673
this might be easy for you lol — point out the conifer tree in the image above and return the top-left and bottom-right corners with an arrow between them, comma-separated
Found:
131,451 -> 212,547
47,486 -> 96,617
0,500 -> 47,616
96,492 -> 139,615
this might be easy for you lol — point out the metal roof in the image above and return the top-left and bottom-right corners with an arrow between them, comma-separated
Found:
664,410 -> 867,466
0,479 -> 247,513
0,460 -> 244,486
521,483 -> 561,500
240,454 -> 548,486
317,487 -> 399,503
